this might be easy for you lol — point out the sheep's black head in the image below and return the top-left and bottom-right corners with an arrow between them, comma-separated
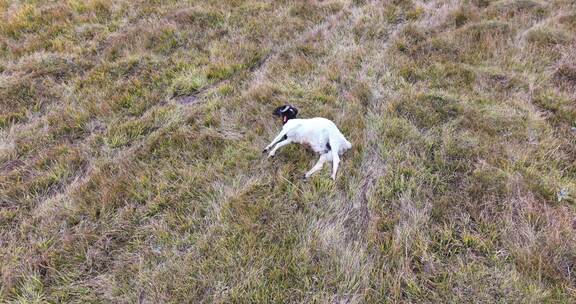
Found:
273,105 -> 298,124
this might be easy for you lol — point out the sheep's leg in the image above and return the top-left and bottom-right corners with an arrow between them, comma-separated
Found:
263,130 -> 288,153
268,138 -> 292,157
305,153 -> 328,179
330,144 -> 340,180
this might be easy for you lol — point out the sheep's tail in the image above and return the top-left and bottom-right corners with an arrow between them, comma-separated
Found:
329,136 -> 352,155
345,139 -> 352,149
341,137 -> 352,150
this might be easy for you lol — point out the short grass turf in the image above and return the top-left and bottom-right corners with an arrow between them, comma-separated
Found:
1,0 -> 575,302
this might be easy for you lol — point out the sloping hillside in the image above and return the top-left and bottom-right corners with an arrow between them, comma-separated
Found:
1,0 -> 575,302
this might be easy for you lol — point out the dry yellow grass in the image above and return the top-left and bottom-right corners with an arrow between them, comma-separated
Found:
1,0 -> 575,302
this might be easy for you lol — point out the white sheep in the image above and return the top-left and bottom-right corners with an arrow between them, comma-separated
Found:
263,105 -> 352,180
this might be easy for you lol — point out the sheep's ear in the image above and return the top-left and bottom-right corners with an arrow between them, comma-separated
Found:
289,107 -> 298,117
272,106 -> 284,116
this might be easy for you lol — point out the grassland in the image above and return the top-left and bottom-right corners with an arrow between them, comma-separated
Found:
1,0 -> 575,302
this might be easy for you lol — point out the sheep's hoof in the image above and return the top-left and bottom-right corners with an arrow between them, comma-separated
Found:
262,149 -> 268,154
303,175 -> 309,181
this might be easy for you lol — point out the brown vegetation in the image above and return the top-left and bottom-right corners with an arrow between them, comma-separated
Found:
1,0 -> 575,302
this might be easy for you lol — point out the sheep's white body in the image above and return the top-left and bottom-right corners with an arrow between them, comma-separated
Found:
285,118 -> 351,154
263,117 -> 352,180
